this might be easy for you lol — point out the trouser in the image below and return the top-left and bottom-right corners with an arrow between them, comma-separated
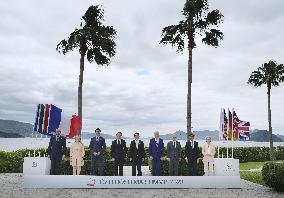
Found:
51,156 -> 62,175
188,158 -> 197,176
114,158 -> 124,176
152,157 -> 162,176
203,159 -> 214,176
169,157 -> 179,176
91,156 -> 104,176
132,160 -> 142,176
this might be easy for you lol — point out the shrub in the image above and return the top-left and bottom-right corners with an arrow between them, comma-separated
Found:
0,146 -> 283,175
262,162 -> 284,192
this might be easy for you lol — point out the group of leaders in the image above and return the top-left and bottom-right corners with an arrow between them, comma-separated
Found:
47,128 -> 216,176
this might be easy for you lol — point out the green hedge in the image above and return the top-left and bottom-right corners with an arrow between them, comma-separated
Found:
0,146 -> 283,175
217,146 -> 284,162
262,162 -> 284,192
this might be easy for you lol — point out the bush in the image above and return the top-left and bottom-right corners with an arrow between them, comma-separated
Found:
262,162 -> 284,192
0,146 -> 283,175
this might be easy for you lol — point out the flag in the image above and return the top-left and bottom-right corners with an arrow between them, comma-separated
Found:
219,109 -> 223,140
33,104 -> 81,137
238,120 -> 250,141
47,104 -> 62,135
233,110 -> 239,141
228,109 -> 232,140
222,109 -> 228,140
66,115 -> 82,138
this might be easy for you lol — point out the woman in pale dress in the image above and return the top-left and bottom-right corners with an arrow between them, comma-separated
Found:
202,136 -> 216,176
70,136 -> 85,175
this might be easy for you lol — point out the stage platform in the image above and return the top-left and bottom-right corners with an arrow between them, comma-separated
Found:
24,175 -> 241,189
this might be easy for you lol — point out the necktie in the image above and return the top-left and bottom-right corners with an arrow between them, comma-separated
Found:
96,137 -> 99,141
173,141 -> 176,148
56,136 -> 59,142
192,141 -> 194,149
136,141 -> 138,149
155,139 -> 158,147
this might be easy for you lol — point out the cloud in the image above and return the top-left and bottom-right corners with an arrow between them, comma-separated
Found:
0,0 -> 284,137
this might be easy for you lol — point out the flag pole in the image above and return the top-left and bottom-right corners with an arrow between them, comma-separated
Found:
218,108 -> 222,158
227,108 -> 229,158
232,108 -> 234,159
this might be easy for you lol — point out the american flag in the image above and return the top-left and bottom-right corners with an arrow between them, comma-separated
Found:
223,109 -> 228,140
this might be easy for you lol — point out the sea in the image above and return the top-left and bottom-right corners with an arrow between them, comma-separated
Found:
0,138 -> 283,152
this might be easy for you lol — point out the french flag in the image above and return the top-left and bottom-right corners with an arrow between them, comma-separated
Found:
33,104 -> 81,138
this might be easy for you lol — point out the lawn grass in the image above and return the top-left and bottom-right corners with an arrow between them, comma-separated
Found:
240,172 -> 267,186
240,160 -> 284,170
239,160 -> 284,186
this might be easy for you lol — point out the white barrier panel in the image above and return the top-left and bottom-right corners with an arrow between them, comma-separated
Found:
214,158 -> 239,176
23,157 -> 51,175
24,175 -> 241,189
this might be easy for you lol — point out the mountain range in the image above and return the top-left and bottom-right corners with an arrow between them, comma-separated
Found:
0,119 -> 283,142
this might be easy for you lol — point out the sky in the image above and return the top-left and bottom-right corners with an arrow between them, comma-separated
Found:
0,0 -> 284,137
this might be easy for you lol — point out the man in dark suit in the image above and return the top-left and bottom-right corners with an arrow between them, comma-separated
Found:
129,132 -> 145,176
167,133 -> 181,176
111,132 -> 128,176
149,131 -> 164,176
185,133 -> 199,176
89,128 -> 106,175
47,128 -> 67,175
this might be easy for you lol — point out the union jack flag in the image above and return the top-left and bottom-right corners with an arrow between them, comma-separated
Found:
238,120 -> 250,140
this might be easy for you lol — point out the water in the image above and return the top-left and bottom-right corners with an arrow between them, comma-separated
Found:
0,138 -> 283,151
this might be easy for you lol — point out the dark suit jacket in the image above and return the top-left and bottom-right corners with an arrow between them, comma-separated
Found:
89,136 -> 106,158
167,141 -> 181,159
149,138 -> 164,159
111,139 -> 128,160
185,140 -> 199,159
129,140 -> 145,162
47,135 -> 67,158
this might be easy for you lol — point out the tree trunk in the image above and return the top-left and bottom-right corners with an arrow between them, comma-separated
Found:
187,34 -> 193,140
78,51 -> 85,136
267,85 -> 275,160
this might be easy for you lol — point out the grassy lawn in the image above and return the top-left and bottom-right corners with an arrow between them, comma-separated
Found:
239,160 -> 284,186
240,160 -> 284,170
240,172 -> 267,186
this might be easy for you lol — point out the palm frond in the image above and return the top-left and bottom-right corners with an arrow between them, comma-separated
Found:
56,5 -> 116,66
248,61 -> 284,88
201,29 -> 223,47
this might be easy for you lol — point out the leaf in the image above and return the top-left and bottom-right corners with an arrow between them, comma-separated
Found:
56,5 -> 117,66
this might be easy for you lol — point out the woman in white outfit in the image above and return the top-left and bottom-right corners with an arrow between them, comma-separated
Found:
202,136 -> 216,176
70,136 -> 85,175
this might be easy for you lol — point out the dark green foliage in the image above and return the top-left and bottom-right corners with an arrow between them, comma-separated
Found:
160,0 -> 224,52
262,162 -> 284,192
56,5 -> 116,66
1,147 -> 284,175
248,60 -> 284,88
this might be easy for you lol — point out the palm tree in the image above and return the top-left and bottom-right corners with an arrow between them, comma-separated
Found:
56,5 -> 117,136
248,60 -> 284,160
159,0 -> 224,137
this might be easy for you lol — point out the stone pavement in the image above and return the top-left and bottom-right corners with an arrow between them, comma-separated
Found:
0,173 -> 283,198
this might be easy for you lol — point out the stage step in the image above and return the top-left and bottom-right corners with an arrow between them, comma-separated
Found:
24,175 -> 241,189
